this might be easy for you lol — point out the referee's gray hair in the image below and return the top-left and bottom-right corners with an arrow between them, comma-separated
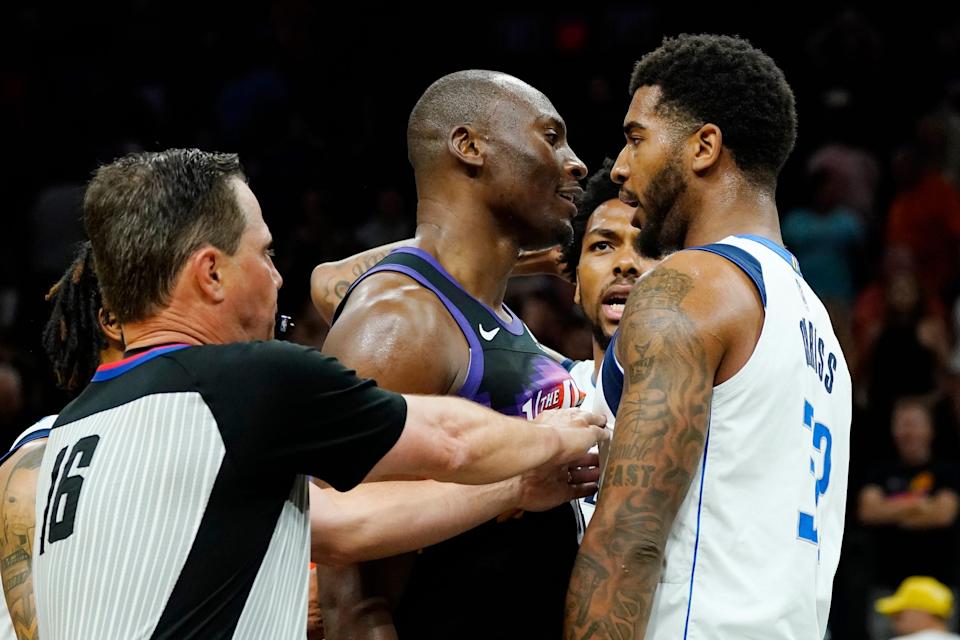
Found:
83,148 -> 247,323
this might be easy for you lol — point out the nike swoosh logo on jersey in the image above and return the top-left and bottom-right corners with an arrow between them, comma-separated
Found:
479,324 -> 500,341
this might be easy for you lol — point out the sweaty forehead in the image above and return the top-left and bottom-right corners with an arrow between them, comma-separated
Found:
491,76 -> 560,124
587,199 -> 640,234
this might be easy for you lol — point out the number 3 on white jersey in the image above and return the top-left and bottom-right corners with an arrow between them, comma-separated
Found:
798,400 -> 832,546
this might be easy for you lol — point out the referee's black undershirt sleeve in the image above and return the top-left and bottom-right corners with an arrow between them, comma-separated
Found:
181,341 -> 407,491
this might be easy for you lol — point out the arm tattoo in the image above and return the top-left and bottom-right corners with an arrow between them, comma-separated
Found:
2,447 -> 43,640
350,248 -> 394,279
322,248 -> 395,312
566,268 -> 712,639
331,280 -> 352,305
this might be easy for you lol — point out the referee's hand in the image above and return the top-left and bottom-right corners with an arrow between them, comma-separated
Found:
534,408 -> 609,464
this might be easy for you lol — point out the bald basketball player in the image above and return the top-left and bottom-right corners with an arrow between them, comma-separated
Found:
320,70 -> 592,640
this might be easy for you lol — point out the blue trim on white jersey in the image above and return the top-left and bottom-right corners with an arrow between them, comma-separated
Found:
600,335 -> 624,416
0,425 -> 52,466
736,234 -> 802,275
689,244 -> 767,308
561,358 -> 576,372
683,425 -> 711,639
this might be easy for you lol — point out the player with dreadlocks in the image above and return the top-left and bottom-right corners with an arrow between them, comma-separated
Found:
0,241 -> 123,640
41,241 -> 124,393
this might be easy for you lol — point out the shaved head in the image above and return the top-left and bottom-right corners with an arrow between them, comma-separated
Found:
406,70 -> 552,171
404,69 -> 585,251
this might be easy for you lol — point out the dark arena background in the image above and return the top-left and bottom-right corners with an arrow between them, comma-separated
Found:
2,3 -> 960,638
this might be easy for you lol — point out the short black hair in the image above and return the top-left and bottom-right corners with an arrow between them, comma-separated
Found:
560,158 -> 619,278
629,34 -> 797,187
42,241 -> 106,393
83,149 -> 247,322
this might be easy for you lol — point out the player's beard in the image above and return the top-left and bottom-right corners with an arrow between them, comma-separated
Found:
636,155 -> 688,258
591,320 -> 611,352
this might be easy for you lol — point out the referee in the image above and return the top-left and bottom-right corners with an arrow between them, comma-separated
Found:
32,149 -> 606,640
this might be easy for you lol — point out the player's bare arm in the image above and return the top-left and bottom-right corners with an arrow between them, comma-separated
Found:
317,272 -> 474,640
310,240 -> 416,325
311,242 -> 569,325
376,396 -> 602,483
311,453 -> 599,567
565,252 -> 758,639
0,442 -> 45,640
513,245 -> 566,278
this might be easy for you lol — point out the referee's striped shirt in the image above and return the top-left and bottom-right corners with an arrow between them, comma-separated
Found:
34,340 -> 406,639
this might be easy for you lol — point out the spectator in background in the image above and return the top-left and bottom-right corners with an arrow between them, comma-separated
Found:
854,250 -> 950,378
875,576 -> 960,640
859,262 -> 950,420
859,398 -> 960,591
782,166 -> 864,343
886,141 -> 960,303
807,142 -> 880,223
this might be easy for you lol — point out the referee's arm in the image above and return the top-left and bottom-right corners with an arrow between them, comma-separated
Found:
366,394 -> 605,485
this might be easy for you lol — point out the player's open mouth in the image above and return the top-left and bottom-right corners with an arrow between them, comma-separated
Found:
557,185 -> 583,204
601,284 -> 633,322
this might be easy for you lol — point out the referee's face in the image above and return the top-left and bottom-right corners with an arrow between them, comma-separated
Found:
224,179 -> 283,341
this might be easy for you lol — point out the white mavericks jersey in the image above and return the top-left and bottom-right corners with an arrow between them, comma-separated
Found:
594,235 -> 851,639
563,359 -> 598,525
593,345 -> 621,428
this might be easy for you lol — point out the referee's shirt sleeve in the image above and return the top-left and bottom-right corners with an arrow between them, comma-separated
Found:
193,341 -> 407,492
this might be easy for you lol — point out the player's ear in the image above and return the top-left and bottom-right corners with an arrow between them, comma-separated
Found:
449,125 -> 485,172
689,123 -> 722,174
573,271 -> 582,306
